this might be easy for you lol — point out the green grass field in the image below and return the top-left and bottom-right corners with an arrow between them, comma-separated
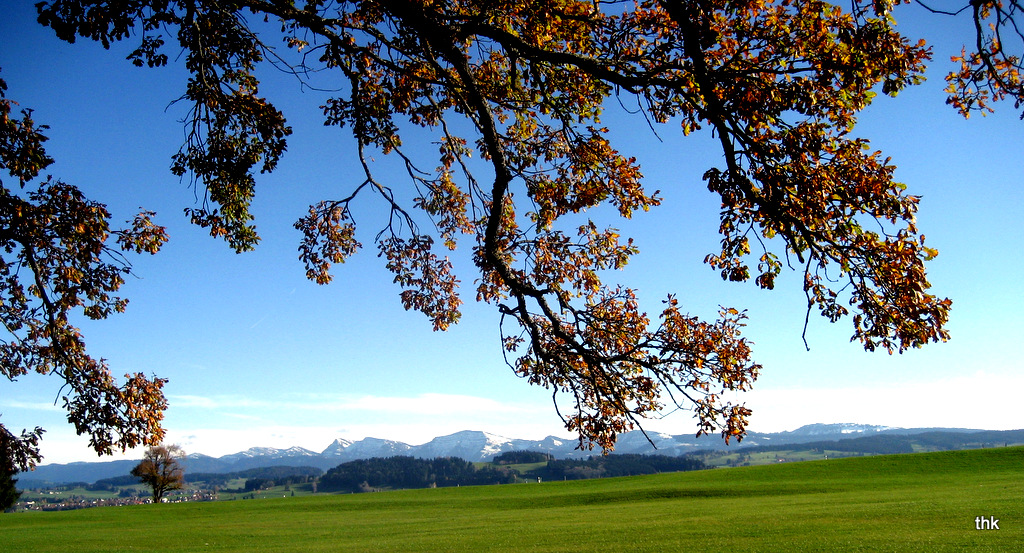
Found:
2,447 -> 1021,552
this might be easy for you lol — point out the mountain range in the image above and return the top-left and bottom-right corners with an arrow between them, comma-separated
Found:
21,423 -> 1023,485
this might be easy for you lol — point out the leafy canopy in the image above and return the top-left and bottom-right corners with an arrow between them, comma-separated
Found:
4,0 -> 1021,461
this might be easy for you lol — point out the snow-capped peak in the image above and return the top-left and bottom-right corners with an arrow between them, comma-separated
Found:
320,438 -> 354,457
280,446 -> 318,457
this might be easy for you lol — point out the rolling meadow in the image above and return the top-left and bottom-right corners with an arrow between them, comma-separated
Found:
2,447 -> 1021,552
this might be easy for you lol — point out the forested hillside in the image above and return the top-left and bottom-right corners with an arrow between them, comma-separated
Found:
318,454 -> 708,493
318,457 -> 516,493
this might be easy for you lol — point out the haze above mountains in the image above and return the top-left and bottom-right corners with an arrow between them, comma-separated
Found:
24,423 -> 1024,485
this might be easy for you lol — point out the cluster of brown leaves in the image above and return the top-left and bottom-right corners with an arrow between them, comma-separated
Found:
27,0 -> 1020,453
1,76 -> 169,471
942,0 -> 1024,116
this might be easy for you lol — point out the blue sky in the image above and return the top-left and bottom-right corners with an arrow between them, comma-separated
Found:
1,3 -> 1022,465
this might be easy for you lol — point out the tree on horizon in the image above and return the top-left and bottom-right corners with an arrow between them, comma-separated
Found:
131,444 -> 186,503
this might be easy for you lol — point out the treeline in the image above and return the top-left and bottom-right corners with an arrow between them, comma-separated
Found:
194,466 -> 322,493
188,465 -> 322,484
901,430 -> 1024,451
493,450 -> 554,464
86,475 -> 140,491
319,454 -> 707,493
89,465 -> 322,492
737,435 -> 916,456
530,454 -> 707,481
731,430 -> 1024,458
319,457 -> 516,493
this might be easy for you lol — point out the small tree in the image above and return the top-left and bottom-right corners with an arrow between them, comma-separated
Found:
131,444 -> 185,503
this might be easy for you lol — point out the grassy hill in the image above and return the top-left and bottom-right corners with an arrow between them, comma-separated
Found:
2,447 -> 1021,552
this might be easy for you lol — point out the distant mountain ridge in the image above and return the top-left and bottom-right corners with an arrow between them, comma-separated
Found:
22,424 -> 1022,485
